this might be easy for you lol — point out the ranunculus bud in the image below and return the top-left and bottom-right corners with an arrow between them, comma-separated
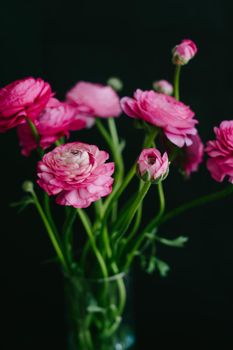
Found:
153,80 -> 173,96
172,39 -> 197,65
22,180 -> 34,193
107,77 -> 123,92
137,148 -> 169,183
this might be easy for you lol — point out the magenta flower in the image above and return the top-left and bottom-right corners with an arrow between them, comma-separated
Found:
0,77 -> 52,132
66,81 -> 121,118
137,148 -> 169,183
37,142 -> 115,208
121,90 -> 198,147
181,133 -> 204,176
153,80 -> 173,96
172,39 -> 198,65
206,121 -> 233,183
17,98 -> 94,156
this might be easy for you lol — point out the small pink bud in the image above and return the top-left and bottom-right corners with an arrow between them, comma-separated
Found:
153,80 -> 173,96
137,148 -> 169,183
172,39 -> 197,65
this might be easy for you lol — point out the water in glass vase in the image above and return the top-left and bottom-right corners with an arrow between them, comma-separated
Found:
64,272 -> 135,350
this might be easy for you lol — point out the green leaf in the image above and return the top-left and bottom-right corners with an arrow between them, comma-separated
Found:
157,235 -> 188,248
119,139 -> 126,153
146,256 -> 157,274
87,305 -> 106,314
10,196 -> 34,213
155,258 -> 170,277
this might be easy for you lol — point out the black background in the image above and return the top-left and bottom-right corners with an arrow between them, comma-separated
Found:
0,0 -> 233,348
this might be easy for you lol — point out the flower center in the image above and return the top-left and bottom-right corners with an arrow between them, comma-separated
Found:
147,155 -> 156,165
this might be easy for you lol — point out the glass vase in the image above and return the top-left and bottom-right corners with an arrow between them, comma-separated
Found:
64,272 -> 135,350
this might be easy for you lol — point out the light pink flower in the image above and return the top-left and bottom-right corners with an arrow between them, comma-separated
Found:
66,81 -> 121,118
0,77 -> 52,132
182,133 -> 204,176
18,98 -> 94,156
121,90 -> 198,147
206,121 -> 233,183
153,80 -> 173,96
172,39 -> 197,65
37,142 -> 115,208
137,148 -> 169,183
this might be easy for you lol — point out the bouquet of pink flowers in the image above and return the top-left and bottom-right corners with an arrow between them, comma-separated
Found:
1,39 -> 232,349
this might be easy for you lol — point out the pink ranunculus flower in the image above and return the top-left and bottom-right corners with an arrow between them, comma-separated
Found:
181,133 -> 204,176
153,80 -> 173,96
121,89 -> 198,147
137,148 -> 169,183
37,142 -> 115,208
66,81 -> 122,118
0,77 -> 52,132
17,98 -> 94,156
206,121 -> 233,183
172,39 -> 198,65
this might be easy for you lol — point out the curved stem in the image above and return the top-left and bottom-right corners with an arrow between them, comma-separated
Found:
117,181 -> 151,250
44,193 -> 59,237
25,118 -> 44,157
124,182 -> 165,270
31,190 -> 69,272
142,185 -> 233,237
77,209 -> 108,279
63,208 -> 77,264
174,65 -> 181,100
102,126 -> 158,217
161,185 -> 233,225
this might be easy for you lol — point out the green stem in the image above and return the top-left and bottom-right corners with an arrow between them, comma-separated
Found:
77,209 -> 108,279
161,185 -> 233,225
44,193 -> 59,237
124,181 -> 165,270
102,126 -> 158,216
117,181 -> 151,248
31,190 -> 69,272
63,208 -> 77,264
96,119 -> 124,219
124,181 -> 144,242
142,185 -> 233,238
174,65 -> 181,100
25,118 -> 44,157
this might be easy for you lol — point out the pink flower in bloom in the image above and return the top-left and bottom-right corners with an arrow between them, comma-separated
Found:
18,98 -> 94,156
37,142 -> 115,208
121,90 -> 198,147
172,39 -> 198,65
66,81 -> 121,118
206,121 -> 233,183
153,80 -> 173,96
137,148 -> 169,183
182,133 -> 204,176
0,77 -> 52,132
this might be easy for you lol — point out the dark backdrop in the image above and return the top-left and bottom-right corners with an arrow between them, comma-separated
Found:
0,0 -> 233,348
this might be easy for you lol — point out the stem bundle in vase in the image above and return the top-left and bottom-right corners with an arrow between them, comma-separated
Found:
1,39 -> 233,349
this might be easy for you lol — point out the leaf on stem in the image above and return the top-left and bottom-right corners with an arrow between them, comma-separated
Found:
156,235 -> 189,248
10,196 -> 34,213
155,258 -> 170,277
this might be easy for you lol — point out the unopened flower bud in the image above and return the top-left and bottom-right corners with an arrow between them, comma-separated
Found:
22,180 -> 34,193
137,148 -> 169,184
107,77 -> 123,92
172,39 -> 197,65
153,80 -> 173,95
